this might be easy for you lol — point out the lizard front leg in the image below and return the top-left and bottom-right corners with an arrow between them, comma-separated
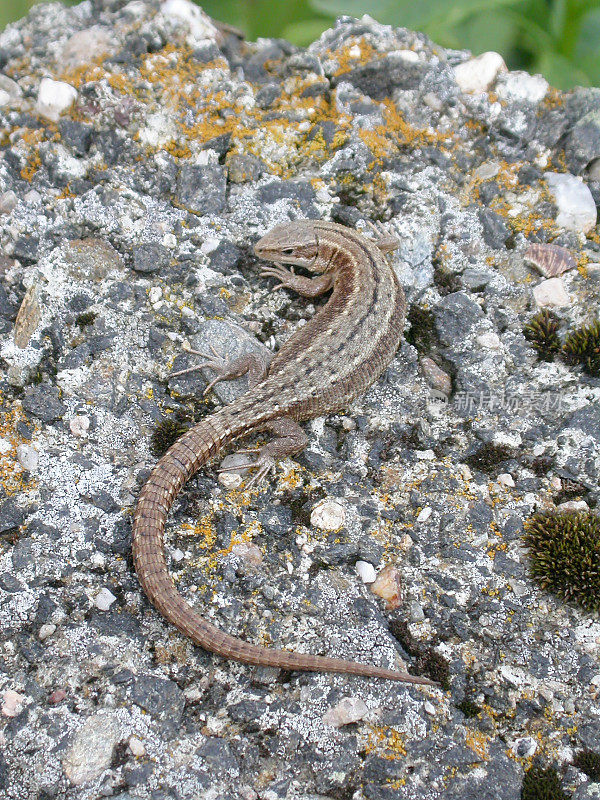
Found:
171,344 -> 271,394
260,264 -> 333,298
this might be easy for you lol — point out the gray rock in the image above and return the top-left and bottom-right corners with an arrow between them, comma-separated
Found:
176,164 -> 227,215
132,242 -> 170,274
22,384 -> 66,422
131,674 -> 185,732
434,291 -> 484,346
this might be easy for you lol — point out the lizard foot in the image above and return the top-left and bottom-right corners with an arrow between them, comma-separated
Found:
170,344 -> 241,396
260,263 -> 296,292
218,446 -> 276,488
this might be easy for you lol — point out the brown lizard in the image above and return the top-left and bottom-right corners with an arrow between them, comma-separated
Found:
132,220 -> 435,685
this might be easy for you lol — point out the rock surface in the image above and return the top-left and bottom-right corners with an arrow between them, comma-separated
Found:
0,2 -> 599,799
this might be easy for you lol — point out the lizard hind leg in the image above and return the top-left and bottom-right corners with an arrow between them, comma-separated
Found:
172,345 -> 271,396
219,417 -> 308,488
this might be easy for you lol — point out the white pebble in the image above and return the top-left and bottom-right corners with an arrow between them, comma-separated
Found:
94,588 -> 117,611
36,78 -> 78,122
476,332 -> 502,350
498,473 -> 515,488
355,560 -> 377,583
128,736 -> 146,757
417,506 -> 432,522
0,190 -> 18,214
322,696 -> 369,727
415,449 -> 435,460
311,499 -> 346,530
39,623 -> 57,640
70,415 -> 90,437
557,500 -> 589,512
545,172 -> 597,234
2,689 -> 25,717
0,438 -> 11,454
533,277 -> 570,308
424,701 -> 436,715
171,548 -> 185,562
231,542 -> 263,567
149,286 -> 162,304
454,51 -> 506,93
496,72 -> 548,104
16,443 -> 38,472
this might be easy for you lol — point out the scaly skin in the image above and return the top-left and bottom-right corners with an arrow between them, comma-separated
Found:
132,221 -> 435,685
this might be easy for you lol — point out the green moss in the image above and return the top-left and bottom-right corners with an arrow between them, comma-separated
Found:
150,415 -> 191,458
406,305 -> 437,353
465,443 -> 514,473
388,618 -> 450,690
523,310 -> 561,361
573,749 -> 600,782
434,264 -> 461,296
563,319 -> 600,377
523,511 -> 600,613
456,699 -> 481,718
75,311 -> 97,328
521,765 -> 567,800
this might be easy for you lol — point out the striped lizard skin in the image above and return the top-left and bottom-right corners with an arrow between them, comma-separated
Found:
132,220 -> 435,685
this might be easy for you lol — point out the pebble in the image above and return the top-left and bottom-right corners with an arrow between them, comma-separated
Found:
36,78 -> 78,122
417,506 -> 432,522
128,736 -> 146,757
160,0 -> 219,45
48,689 -> 67,705
557,500 -> 589,512
498,473 -> 515,488
311,499 -> 346,530
0,75 -> 22,107
171,547 -> 185,562
424,701 -> 436,715
453,51 -> 506,93
39,623 -> 56,640
545,172 -> 597,234
70,415 -> 90,437
0,190 -> 18,214
355,560 -> 377,583
420,356 -> 452,396
477,331 -> 502,349
16,443 -> 38,472
94,588 -> 117,610
322,696 -> 369,727
231,542 -> 263,567
511,736 -> 537,758
0,438 -> 10,454
61,26 -> 113,70
409,600 -> 426,622
533,277 -> 570,308
370,565 -> 402,609
2,689 -> 25,717
63,713 -> 121,785
415,449 -> 435,460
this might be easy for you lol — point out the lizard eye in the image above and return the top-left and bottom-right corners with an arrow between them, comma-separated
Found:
282,247 -> 295,255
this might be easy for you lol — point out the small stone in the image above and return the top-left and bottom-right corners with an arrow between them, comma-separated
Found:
512,736 -> 537,758
148,286 -> 162,304
477,332 -> 502,349
311,499 -> 346,530
420,357 -> 452,396
355,560 -> 377,583
533,277 -> 570,308
557,499 -> 589,512
498,473 -> 515,488
48,689 -> 67,705
0,439 -> 10,454
39,623 -> 56,641
61,26 -> 113,70
0,75 -> 22,107
417,507 -> 432,522
70,415 -> 90,437
16,443 -> 38,472
409,600 -> 425,622
524,243 -> 577,277
22,384 -> 66,423
231,542 -> 263,567
36,78 -> 77,122
424,701 -> 436,715
545,172 -> 597,234
171,548 -> 185,562
128,736 -> 146,757
132,242 -> 170,274
63,713 -> 121,785
415,449 -> 435,460
217,453 -> 247,488
370,565 -> 402,609
160,0 -> 219,45
0,190 -> 18,214
94,588 -> 117,610
2,689 -> 25,717
454,51 -> 506,93
322,696 -> 369,727
509,579 -> 528,598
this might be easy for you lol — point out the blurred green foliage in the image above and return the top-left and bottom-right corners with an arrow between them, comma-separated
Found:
1,0 -> 599,89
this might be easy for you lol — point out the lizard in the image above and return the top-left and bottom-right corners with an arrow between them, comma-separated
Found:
132,220 -> 436,686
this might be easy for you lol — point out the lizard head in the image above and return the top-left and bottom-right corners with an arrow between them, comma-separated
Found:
254,221 -> 320,271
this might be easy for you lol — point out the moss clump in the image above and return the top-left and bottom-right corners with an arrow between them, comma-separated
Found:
406,305 -> 437,353
523,511 -> 600,613
75,311 -> 97,328
521,765 -> 567,800
523,310 -> 561,361
563,319 -> 600,377
573,749 -> 600,781
456,699 -> 481,718
465,443 -> 514,473
434,264 -> 461,296
150,415 -> 191,458
388,618 -> 450,689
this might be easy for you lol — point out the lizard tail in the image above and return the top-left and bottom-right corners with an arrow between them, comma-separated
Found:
132,412 -> 436,686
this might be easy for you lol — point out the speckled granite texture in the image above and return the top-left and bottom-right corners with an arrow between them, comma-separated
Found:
0,1 -> 599,798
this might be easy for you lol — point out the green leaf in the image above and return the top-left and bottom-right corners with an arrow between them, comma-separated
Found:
445,10 -> 518,55
534,50 -> 591,88
574,7 -> 600,83
282,18 -> 335,46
